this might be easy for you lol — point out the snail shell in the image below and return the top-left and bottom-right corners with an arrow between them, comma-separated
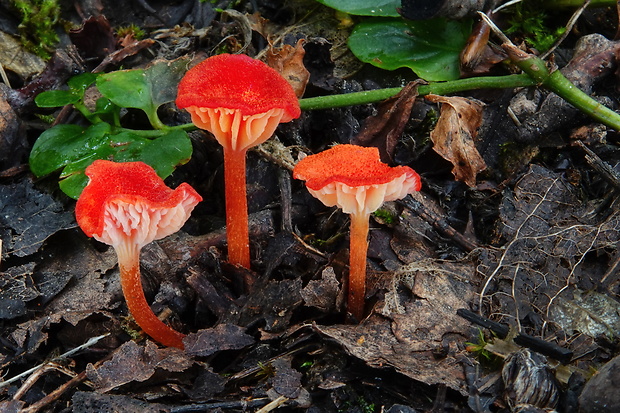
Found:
502,349 -> 560,410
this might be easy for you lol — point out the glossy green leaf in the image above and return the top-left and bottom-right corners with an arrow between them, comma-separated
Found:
348,18 -> 472,81
29,123 -> 112,177
29,123 -> 193,199
35,90 -> 79,107
97,69 -> 155,113
35,73 -> 98,108
315,0 -> 400,17
58,129 -> 192,199
67,72 -> 97,92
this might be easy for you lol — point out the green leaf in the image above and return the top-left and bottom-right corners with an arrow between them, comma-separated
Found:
29,123 -> 193,199
35,73 -> 98,108
58,129 -> 192,199
29,123 -> 112,177
315,0 -> 400,17
348,18 -> 472,81
145,57 -> 190,108
97,69 -> 155,114
67,72 -> 97,92
35,90 -> 79,107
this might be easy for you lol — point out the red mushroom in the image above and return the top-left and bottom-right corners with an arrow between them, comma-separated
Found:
293,144 -> 421,320
75,160 -> 202,349
176,53 -> 301,268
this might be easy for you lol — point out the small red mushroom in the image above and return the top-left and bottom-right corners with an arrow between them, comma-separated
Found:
293,144 -> 421,320
176,53 -> 301,268
75,160 -> 202,349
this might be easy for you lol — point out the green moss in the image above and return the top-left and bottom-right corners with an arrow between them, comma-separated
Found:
116,24 -> 146,40
373,208 -> 396,225
504,2 -> 566,52
13,0 -> 61,59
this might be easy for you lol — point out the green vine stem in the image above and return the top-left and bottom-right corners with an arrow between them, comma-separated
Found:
503,44 -> 620,130
298,73 -> 537,111
297,49 -> 620,132
541,0 -> 615,7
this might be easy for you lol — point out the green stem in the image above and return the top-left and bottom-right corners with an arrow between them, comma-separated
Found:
541,0 -> 615,7
114,123 -> 197,138
146,108 -> 166,130
73,102 -> 103,124
298,73 -> 537,110
298,48 -> 620,131
505,44 -> 620,131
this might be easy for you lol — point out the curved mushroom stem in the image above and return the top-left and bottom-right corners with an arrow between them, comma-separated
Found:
348,212 -> 370,320
223,147 -> 251,269
116,243 -> 186,349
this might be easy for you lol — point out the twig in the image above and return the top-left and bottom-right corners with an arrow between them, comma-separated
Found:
575,140 -> 620,192
20,369 -> 88,413
457,308 -> 573,363
255,396 -> 289,412
399,195 -> 479,253
0,334 -> 109,390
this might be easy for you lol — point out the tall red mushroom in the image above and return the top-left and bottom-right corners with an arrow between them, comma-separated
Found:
176,53 -> 301,268
293,144 -> 421,320
75,160 -> 202,349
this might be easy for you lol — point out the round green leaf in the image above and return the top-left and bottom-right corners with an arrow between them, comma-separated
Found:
348,18 -> 472,81
316,0 -> 400,16
29,123 -> 112,177
97,69 -> 155,113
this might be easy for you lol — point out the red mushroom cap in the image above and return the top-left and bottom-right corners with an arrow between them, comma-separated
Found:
75,160 -> 202,249
293,144 -> 421,215
176,54 -> 301,152
176,53 -> 301,119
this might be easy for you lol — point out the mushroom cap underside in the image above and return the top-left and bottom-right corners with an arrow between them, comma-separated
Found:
75,160 -> 202,247
293,145 -> 421,215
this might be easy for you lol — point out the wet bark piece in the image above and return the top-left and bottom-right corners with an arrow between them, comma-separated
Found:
0,178 -> 74,258
579,353 -> 620,413
426,94 -> 486,187
184,324 -> 255,357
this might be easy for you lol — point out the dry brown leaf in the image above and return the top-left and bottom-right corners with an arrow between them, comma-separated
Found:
426,94 -> 486,187
266,39 -> 310,98
315,259 -> 476,394
352,81 -> 420,163
86,340 -> 192,392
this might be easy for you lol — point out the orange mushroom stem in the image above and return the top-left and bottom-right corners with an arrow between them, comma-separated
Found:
75,160 -> 202,348
293,144 -> 421,320
176,53 -> 301,268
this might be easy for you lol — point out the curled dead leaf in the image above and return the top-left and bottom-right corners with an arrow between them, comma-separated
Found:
426,94 -> 486,187
266,39 -> 310,98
